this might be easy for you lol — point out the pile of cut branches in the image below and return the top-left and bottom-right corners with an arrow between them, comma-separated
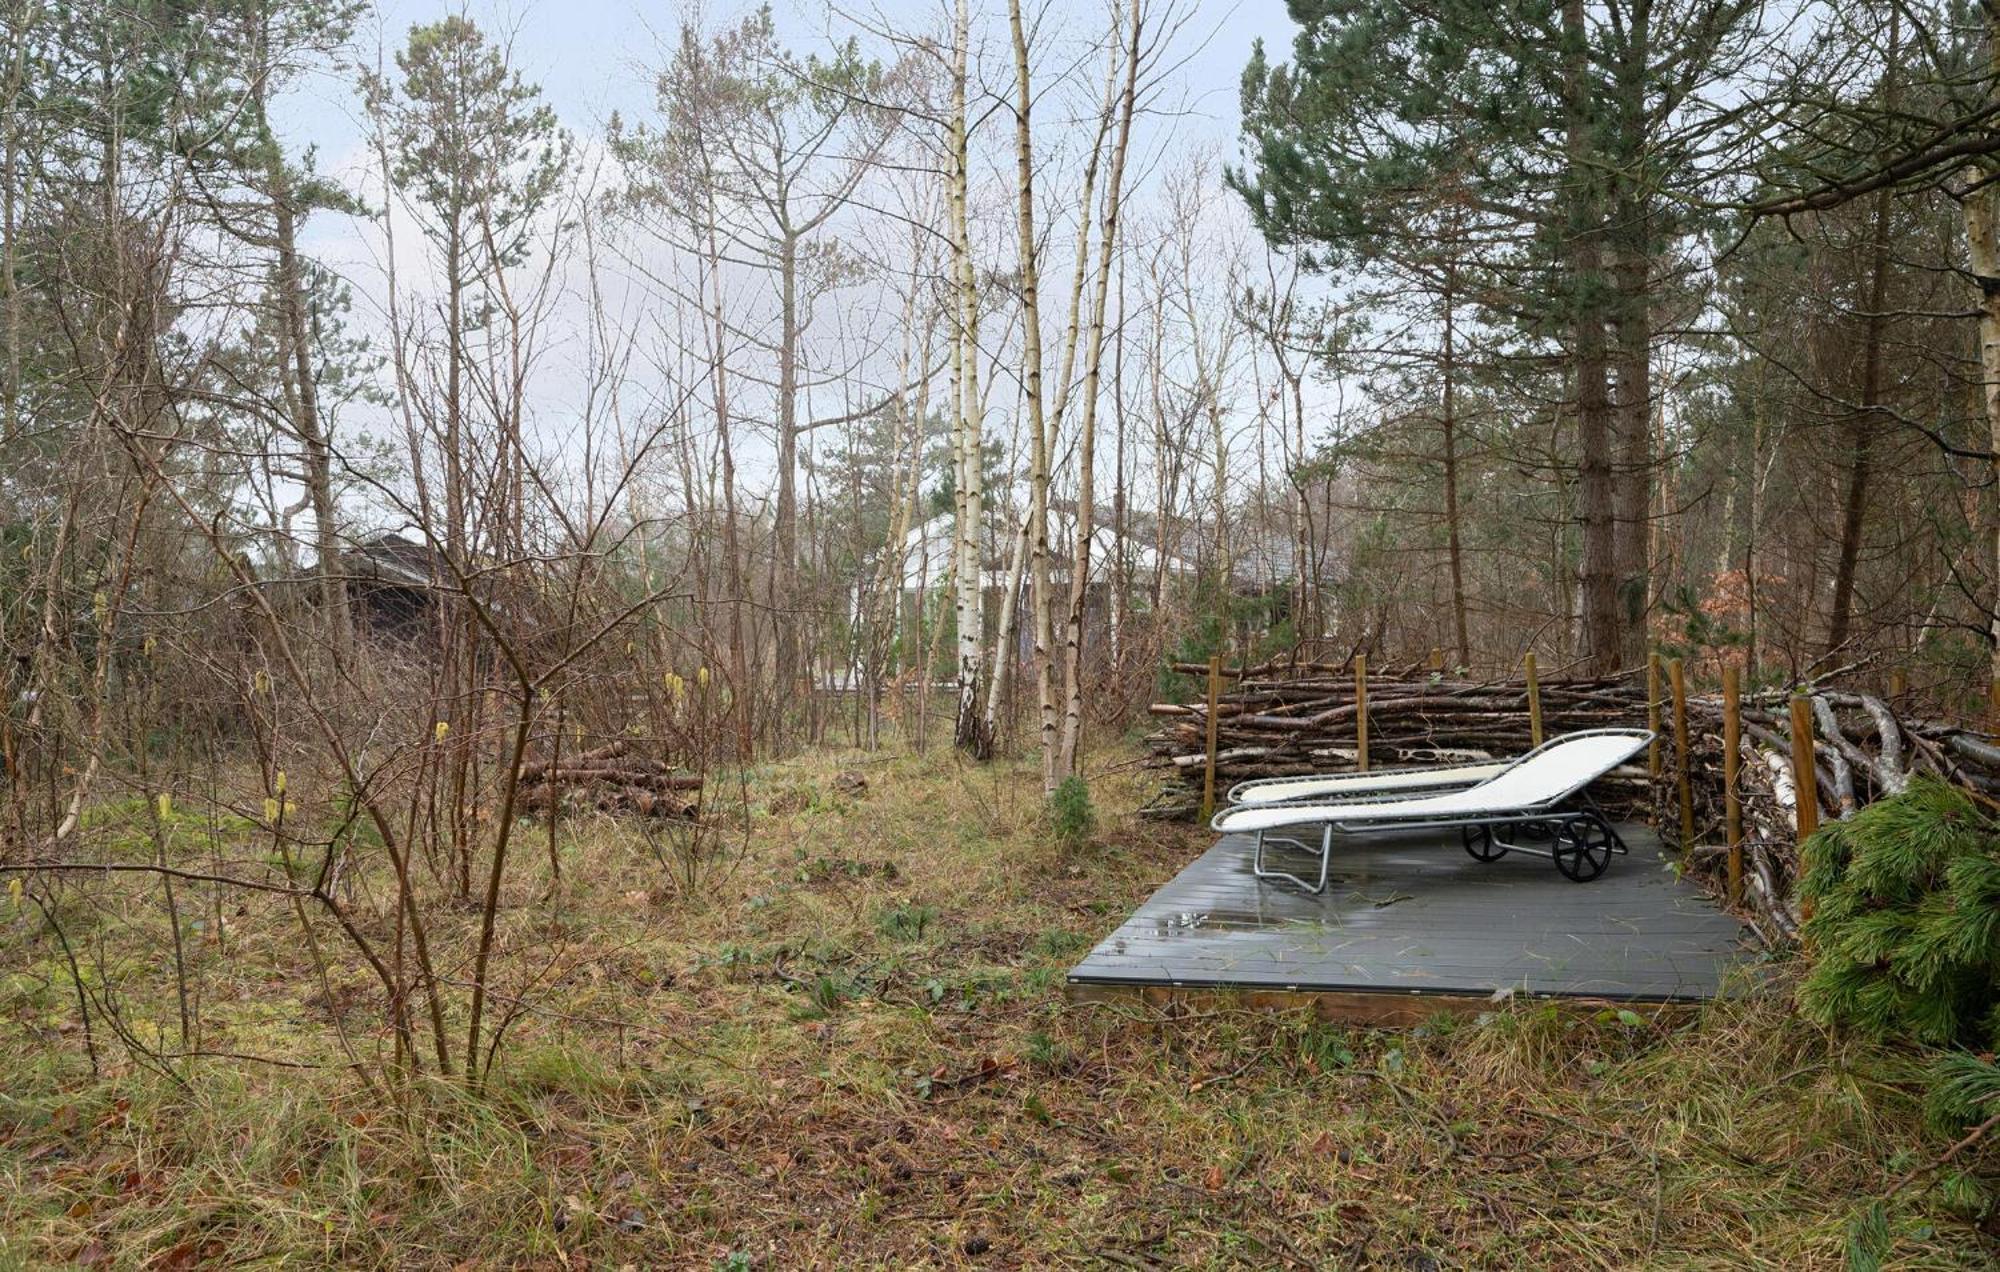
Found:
517,738 -> 700,818
1674,688 -> 1992,942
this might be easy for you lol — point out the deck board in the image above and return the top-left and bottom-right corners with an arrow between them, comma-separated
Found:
1068,824 -> 1752,1004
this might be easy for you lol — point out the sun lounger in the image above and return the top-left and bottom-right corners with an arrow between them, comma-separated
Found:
1210,727 -> 1653,893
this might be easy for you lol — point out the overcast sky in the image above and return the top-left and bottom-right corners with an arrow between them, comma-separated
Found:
266,0 -> 1320,528
279,0 -> 1298,194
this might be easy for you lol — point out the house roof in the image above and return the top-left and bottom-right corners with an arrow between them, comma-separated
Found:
341,532 -> 444,588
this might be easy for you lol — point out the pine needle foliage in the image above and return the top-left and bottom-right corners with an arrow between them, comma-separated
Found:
1926,1050 -> 2000,1132
1049,776 -> 1095,849
1803,779 -> 2000,1254
1799,778 -> 2000,1052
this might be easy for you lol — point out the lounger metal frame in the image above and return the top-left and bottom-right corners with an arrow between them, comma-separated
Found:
1215,727 -> 1650,894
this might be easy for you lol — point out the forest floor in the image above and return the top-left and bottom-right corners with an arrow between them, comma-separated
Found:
1,742 -> 1995,1269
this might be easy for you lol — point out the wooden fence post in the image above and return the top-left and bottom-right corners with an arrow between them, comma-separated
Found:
1789,693 -> 1819,845
1524,652 -> 1544,747
1668,657 -> 1694,852
1723,665 -> 1743,908
1199,655 -> 1222,822
1355,652 -> 1370,772
1646,652 -> 1663,778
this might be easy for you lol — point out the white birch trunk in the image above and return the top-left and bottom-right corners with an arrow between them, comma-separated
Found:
949,0 -> 987,754
1057,0 -> 1143,778
1006,0 -> 1060,793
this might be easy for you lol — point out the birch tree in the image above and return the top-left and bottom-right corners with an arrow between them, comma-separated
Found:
1056,0 -> 1144,777
1004,0 -> 1058,789
948,0 -> 988,755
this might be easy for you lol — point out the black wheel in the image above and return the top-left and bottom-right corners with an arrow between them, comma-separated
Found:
1462,823 -> 1507,862
1552,815 -> 1614,882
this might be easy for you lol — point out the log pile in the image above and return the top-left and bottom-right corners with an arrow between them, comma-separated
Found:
1140,661 -> 2000,944
1673,688 -> 1996,942
517,739 -> 700,818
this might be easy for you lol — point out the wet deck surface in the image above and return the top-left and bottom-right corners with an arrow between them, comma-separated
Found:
1069,824 -> 1753,1002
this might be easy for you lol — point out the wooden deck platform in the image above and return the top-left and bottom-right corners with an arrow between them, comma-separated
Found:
1068,823 -> 1754,1020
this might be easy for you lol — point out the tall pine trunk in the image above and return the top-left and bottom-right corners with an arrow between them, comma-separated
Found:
1565,0 -> 1620,674
773,231 -> 801,744
1826,188 -> 1892,658
705,220 -> 754,758
1609,2 -> 1653,667
272,194 -> 350,671
1827,27 -> 1900,660
1440,260 -> 1470,668
1611,234 -> 1651,665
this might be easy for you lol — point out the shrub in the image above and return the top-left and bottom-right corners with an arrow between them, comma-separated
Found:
1800,779 -> 2000,1260
1798,777 -> 2000,1050
1049,776 -> 1095,848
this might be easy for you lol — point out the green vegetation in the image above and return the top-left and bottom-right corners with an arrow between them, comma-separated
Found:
1796,779 -> 2000,1264
1048,774 -> 1096,849
1801,778 -> 2000,1050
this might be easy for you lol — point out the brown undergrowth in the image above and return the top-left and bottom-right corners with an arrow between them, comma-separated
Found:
0,745 -> 1993,1268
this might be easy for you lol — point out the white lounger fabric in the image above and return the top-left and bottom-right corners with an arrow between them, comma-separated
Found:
1213,729 -> 1651,835
1231,760 -> 1510,807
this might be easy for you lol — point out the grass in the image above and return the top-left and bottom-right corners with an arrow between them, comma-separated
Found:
0,744 -> 1994,1267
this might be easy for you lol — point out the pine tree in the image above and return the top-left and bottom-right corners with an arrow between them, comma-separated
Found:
1799,777 -> 2000,1050
1231,0 -> 1764,671
1801,778 -> 2000,1263
363,15 -> 570,562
